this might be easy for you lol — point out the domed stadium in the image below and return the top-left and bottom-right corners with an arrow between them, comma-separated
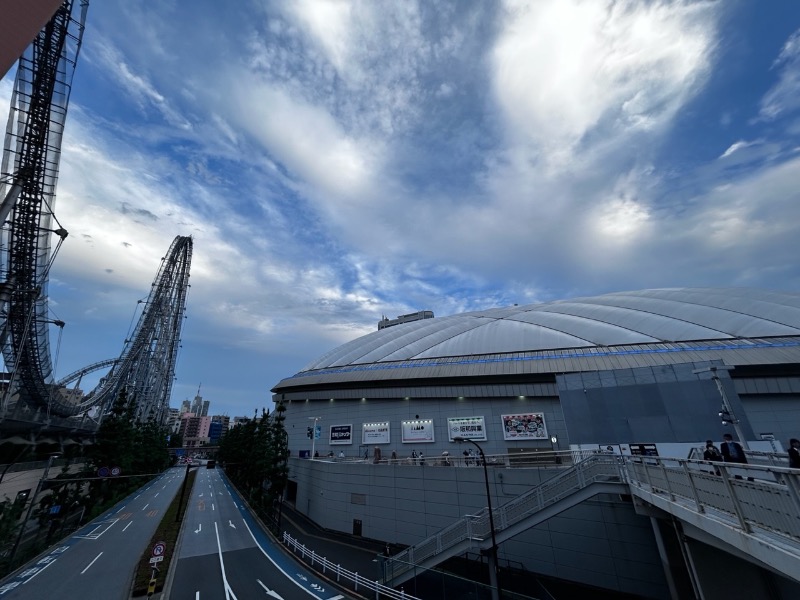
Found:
272,288 -> 800,598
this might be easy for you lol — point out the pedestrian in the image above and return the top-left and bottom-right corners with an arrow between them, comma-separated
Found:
703,440 -> 722,475
720,433 -> 747,464
789,438 -> 800,469
419,451 -> 425,466
339,450 -> 345,459
411,450 -> 417,465
720,433 -> 752,480
314,450 -> 319,458
391,450 -> 398,463
441,451 -> 450,466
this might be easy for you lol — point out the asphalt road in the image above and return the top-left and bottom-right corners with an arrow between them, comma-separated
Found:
0,466 -> 185,599
170,467 -> 347,600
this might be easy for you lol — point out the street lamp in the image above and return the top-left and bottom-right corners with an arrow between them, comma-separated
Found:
453,437 -> 501,600
9,453 -> 59,566
693,365 -> 749,450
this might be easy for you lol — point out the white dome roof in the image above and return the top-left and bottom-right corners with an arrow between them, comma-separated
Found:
301,288 -> 800,372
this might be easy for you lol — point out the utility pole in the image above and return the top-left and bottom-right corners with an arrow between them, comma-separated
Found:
308,416 -> 321,458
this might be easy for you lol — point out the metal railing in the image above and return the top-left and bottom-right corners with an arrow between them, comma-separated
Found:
625,456 -> 800,539
385,452 -> 800,586
282,532 -> 422,599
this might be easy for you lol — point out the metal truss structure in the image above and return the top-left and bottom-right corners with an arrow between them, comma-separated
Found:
76,236 -> 193,424
0,2 -> 193,429
0,0 -> 88,419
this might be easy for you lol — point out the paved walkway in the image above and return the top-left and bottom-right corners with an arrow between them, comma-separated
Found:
276,502 -> 392,583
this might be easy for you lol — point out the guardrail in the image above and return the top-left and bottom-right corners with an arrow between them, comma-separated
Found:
282,532 -> 422,600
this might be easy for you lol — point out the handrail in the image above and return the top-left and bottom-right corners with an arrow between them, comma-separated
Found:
386,453 -> 624,583
385,453 -> 800,586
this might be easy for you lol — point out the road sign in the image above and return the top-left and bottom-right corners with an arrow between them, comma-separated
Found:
152,541 -> 166,557
97,466 -> 110,477
314,424 -> 321,440
110,466 -> 121,476
149,556 -> 164,564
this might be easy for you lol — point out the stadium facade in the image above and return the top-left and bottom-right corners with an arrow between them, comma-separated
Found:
272,288 -> 800,598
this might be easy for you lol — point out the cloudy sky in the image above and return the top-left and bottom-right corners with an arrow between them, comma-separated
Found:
2,0 -> 800,417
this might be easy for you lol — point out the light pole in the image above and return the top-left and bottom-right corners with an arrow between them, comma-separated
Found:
454,437 -> 501,600
308,416 -> 321,458
693,365 -> 749,449
9,453 -> 59,566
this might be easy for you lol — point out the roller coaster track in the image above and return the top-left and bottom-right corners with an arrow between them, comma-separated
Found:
0,2 -> 193,426
0,0 -> 88,419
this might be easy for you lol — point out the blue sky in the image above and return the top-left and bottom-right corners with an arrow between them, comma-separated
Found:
2,0 -> 800,417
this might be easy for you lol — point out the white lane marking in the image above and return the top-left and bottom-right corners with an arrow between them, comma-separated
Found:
154,493 -> 159,498
116,506 -> 126,513
196,592 -> 199,600
134,495 -> 140,499
228,520 -> 236,529
257,579 -> 285,599
81,552 -> 103,574
122,521 -> 133,532
327,596 -> 344,600
242,519 -> 322,599
214,522 -> 238,600
212,503 -> 215,511
195,523 -> 202,533
162,484 -> 167,489
142,503 -> 149,511
210,492 -> 213,497
199,493 -> 204,498
22,558 -> 57,583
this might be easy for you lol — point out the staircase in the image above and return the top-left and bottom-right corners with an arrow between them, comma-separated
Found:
384,453 -> 800,588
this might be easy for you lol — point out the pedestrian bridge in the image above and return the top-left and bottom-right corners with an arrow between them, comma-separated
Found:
383,453 -> 800,589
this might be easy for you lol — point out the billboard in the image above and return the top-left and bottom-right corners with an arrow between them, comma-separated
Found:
362,422 -> 390,444
401,419 -> 435,443
447,416 -> 486,441
501,413 -> 548,440
329,424 -> 352,445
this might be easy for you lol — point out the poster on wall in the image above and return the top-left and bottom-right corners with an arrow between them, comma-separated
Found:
501,413 -> 548,440
401,419 -> 435,443
362,422 -> 390,444
330,424 -> 353,445
447,416 -> 487,441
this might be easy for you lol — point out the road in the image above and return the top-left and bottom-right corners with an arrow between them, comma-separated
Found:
0,466 -> 186,598
170,467 -> 347,599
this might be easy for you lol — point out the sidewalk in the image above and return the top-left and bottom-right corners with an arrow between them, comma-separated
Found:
276,501 -> 392,582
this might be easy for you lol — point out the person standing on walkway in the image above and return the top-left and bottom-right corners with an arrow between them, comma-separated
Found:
720,433 -> 747,464
418,451 -> 425,466
411,450 -> 417,465
721,433 -> 752,480
789,438 -> 800,469
703,440 -> 722,475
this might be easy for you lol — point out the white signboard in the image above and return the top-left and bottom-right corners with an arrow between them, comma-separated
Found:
501,413 -> 548,440
447,416 -> 486,441
362,422 -> 390,444
401,419 -> 435,443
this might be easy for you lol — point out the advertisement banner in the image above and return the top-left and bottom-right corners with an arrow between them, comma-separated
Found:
401,419 -> 435,443
329,424 -> 352,445
362,422 -> 390,444
447,416 -> 487,441
501,413 -> 548,440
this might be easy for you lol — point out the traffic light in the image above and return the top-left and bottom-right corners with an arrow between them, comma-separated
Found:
307,427 -> 312,439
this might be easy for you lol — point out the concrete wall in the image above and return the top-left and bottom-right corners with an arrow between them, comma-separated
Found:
288,458 -> 669,598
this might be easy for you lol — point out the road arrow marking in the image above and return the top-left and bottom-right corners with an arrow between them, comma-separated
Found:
195,523 -> 202,533
228,520 -> 236,529
257,579 -> 285,599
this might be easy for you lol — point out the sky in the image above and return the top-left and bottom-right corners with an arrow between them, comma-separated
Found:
1,0 -> 800,418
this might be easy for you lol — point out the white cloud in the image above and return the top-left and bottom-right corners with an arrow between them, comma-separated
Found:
490,0 -> 717,168
759,28 -> 800,121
